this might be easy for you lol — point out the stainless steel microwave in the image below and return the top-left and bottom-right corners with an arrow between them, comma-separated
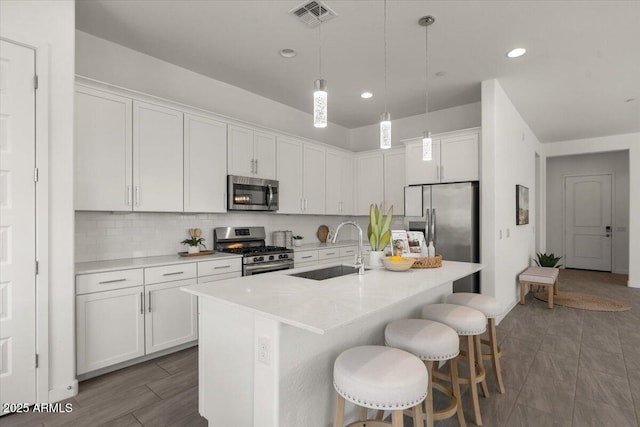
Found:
227,175 -> 279,211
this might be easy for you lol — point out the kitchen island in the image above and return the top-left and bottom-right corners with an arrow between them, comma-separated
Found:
182,260 -> 484,427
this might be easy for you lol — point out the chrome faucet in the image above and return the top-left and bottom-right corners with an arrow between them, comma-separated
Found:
332,221 -> 365,275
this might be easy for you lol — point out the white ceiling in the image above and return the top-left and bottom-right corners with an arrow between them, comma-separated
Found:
75,0 -> 640,143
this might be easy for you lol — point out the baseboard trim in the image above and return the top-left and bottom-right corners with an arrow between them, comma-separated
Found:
628,279 -> 640,288
48,379 -> 78,403
496,298 -> 519,326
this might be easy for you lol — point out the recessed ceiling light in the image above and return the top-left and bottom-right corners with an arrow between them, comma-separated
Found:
506,48 -> 526,58
361,92 -> 373,99
279,48 -> 297,58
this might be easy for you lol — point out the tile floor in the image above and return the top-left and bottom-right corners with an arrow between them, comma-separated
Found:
2,269 -> 638,427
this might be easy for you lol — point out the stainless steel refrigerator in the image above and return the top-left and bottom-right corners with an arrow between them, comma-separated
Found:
404,182 -> 480,293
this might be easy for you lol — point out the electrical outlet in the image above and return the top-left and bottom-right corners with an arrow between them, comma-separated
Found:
258,335 -> 271,365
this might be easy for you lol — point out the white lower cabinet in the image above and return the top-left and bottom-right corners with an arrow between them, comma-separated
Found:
76,285 -> 145,375
145,279 -> 198,355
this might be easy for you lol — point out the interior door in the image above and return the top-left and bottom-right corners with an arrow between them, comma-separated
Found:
565,174 -> 612,271
0,40 -> 37,406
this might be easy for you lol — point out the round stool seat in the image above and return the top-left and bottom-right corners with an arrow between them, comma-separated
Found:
422,303 -> 486,336
445,293 -> 502,318
385,319 -> 459,361
333,345 -> 428,410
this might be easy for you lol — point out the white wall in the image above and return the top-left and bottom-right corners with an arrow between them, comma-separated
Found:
481,79 -> 538,311
546,151 -> 629,274
75,31 -> 351,150
540,133 -> 640,287
0,0 -> 76,401
349,102 -> 481,152
76,212 -> 356,262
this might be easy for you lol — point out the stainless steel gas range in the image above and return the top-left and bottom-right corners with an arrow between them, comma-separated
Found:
214,226 -> 294,276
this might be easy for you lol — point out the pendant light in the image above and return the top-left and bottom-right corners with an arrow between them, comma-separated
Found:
313,18 -> 327,128
379,0 -> 391,149
419,15 -> 435,161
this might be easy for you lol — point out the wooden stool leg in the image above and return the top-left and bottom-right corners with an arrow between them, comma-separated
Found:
488,318 -> 505,393
467,335 -> 483,425
391,409 -> 404,427
548,284 -> 553,309
450,356 -> 467,427
333,394 -> 345,427
424,361 -> 434,427
375,410 -> 384,420
412,403 -> 423,427
519,281 -> 526,304
359,407 -> 367,421
554,278 -> 559,295
475,334 -> 489,398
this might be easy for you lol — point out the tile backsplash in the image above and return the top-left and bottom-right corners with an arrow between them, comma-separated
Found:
75,211 -> 373,262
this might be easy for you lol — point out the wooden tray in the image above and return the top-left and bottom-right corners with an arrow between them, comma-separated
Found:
178,250 -> 215,257
411,254 -> 442,268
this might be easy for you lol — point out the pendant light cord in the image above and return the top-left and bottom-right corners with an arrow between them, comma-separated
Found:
383,0 -> 388,112
319,19 -> 323,78
425,18 -> 428,115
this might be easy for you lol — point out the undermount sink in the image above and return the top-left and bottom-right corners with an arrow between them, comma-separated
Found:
289,265 -> 369,281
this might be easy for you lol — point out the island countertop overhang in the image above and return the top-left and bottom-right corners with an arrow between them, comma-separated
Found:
182,260 -> 485,335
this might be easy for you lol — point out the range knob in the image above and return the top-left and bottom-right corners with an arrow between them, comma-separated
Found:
259,256 -> 264,262
279,254 -> 288,259
269,255 -> 275,261
253,257 -> 260,262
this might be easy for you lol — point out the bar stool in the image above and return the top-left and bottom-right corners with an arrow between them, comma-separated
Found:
333,345 -> 427,427
422,303 -> 488,426
446,293 -> 505,394
385,319 -> 466,427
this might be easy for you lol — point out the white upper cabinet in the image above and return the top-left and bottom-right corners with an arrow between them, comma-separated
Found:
355,152 -> 384,216
227,124 -> 276,180
383,148 -> 406,216
75,86 -> 133,211
404,128 -> 479,185
326,149 -> 354,215
184,114 -> 227,213
302,144 -> 326,215
276,136 -> 304,214
133,101 -> 184,212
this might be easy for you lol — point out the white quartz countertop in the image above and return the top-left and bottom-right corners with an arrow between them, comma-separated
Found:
293,240 -> 359,251
76,252 -> 242,275
183,261 -> 484,335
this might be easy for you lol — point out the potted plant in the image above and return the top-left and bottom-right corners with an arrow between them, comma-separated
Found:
533,252 -> 562,268
367,203 -> 393,267
181,228 -> 206,254
292,235 -> 304,247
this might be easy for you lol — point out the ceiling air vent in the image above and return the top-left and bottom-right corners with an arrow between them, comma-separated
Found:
289,1 -> 337,27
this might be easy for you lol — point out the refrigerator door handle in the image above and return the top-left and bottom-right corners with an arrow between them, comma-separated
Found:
432,208 -> 437,246
425,208 -> 431,243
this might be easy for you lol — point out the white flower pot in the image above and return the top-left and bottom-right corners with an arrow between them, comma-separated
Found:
293,240 -> 303,247
187,246 -> 200,254
369,250 -> 385,267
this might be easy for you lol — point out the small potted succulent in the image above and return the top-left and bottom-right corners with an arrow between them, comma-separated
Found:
292,235 -> 304,247
367,203 -> 393,267
181,228 -> 206,254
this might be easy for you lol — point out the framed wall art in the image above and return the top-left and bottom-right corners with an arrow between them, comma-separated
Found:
516,184 -> 529,225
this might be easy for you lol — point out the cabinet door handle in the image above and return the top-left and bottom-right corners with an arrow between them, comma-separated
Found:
148,291 -> 152,313
98,278 -> 126,285
255,159 -> 258,174
135,186 -> 140,206
251,159 -> 256,174
441,165 -> 444,180
325,252 -> 336,256
301,255 -> 313,259
301,198 -> 304,212
162,271 -> 184,276
140,292 -> 144,315
214,265 -> 231,270
127,185 -> 132,206
436,166 -> 440,180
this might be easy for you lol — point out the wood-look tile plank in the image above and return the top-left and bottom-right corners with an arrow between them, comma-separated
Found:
155,346 -> 198,375
575,366 -> 634,410
145,368 -> 198,399
45,385 -> 160,427
75,361 -> 170,407
528,350 -> 578,385
581,332 -> 622,354
539,333 -> 580,359
579,346 -> 627,378
506,403 -> 572,427
165,410 -> 208,427
99,413 -> 144,427
516,372 -> 575,421
132,386 -> 199,427
573,398 -> 638,427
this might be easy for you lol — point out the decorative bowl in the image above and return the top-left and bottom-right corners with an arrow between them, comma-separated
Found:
382,256 -> 415,272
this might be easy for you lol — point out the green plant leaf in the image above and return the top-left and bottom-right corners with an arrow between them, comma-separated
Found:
379,230 -> 391,250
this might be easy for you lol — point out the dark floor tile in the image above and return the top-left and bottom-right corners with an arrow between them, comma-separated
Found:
539,333 -> 580,359
145,368 -> 198,399
581,331 -> 623,354
155,346 -> 198,375
573,398 -> 638,427
576,366 -> 634,410
99,413 -> 143,427
132,386 -> 199,427
623,345 -> 640,372
579,346 -> 627,378
546,317 -> 583,338
528,350 -> 578,385
506,403 -> 572,427
516,372 -> 575,421
165,410 -> 208,427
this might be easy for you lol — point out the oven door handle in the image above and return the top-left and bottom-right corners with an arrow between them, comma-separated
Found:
245,260 -> 293,275
267,184 -> 274,209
